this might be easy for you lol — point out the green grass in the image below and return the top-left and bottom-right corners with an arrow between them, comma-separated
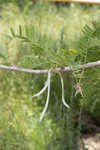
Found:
1,2 -> 100,53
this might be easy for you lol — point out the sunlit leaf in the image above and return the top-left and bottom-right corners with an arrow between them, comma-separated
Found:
19,24 -> 22,37
10,27 -> 16,37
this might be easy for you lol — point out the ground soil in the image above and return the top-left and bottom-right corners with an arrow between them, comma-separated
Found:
82,134 -> 100,150
79,114 -> 100,149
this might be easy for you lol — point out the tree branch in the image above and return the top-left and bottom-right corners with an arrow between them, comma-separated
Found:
48,0 -> 100,4
0,60 -> 100,74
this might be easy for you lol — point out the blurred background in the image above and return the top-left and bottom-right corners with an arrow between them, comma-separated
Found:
0,0 -> 100,150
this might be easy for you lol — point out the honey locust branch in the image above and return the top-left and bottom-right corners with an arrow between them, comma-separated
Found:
47,0 -> 100,4
0,60 -> 100,74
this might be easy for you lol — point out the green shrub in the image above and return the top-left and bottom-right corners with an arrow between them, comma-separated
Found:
74,22 -> 100,117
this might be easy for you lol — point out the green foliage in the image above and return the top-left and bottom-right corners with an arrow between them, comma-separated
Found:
9,25 -> 79,69
0,70 -> 57,150
0,0 -> 32,10
0,23 -> 83,150
0,44 -> 7,58
1,2 -> 100,150
74,22 -> 100,117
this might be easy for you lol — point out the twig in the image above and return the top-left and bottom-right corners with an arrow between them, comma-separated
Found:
0,60 -> 100,74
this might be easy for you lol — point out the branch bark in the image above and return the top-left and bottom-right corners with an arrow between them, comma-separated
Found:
0,60 -> 100,74
47,0 -> 100,4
